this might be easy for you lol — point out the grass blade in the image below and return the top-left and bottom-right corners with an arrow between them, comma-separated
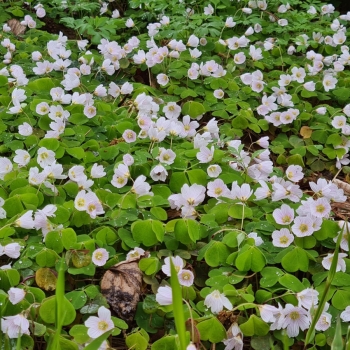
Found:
331,317 -> 344,350
84,330 -> 113,350
48,257 -> 66,350
304,224 -> 344,348
170,259 -> 188,350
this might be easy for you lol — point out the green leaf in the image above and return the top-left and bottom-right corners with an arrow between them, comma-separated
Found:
236,245 -> 266,272
314,220 -> 340,240
27,78 -> 56,92
232,115 -> 249,129
0,269 -> 20,290
169,172 -> 189,193
100,145 -> 120,160
182,101 -> 206,118
36,249 -> 59,267
38,138 -> 60,151
0,226 -> 15,238
45,231 -> 64,254
174,219 -> 192,245
287,154 -> 304,166
150,207 -> 167,220
205,241 -> 230,267
332,290 -> 350,310
65,291 -> 87,310
126,331 -> 149,350
39,296 -> 76,325
260,267 -> 284,288
151,336 -> 177,350
228,204 -> 253,219
132,220 -> 158,247
62,228 -> 78,250
240,315 -> 269,336
187,219 -> 200,242
209,203 -> 228,224
187,169 -> 207,186
196,317 -> 226,343
66,147 -> 85,159
95,226 -> 118,245
3,196 -> 24,217
278,273 -> 306,292
281,247 -> 309,272
68,264 -> 96,276
139,257 -> 160,275
69,325 -> 90,344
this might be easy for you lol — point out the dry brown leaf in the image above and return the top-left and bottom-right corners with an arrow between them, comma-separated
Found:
7,19 -> 26,36
35,268 -> 57,291
101,256 -> 144,324
333,178 -> 350,194
300,126 -> 312,139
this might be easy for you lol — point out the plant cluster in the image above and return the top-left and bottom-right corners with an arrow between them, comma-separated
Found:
1,0 -> 350,349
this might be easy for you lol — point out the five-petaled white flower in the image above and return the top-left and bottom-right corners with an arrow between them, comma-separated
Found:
85,306 -> 114,339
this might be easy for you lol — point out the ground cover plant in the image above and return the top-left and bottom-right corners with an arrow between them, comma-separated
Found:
2,0 -> 350,349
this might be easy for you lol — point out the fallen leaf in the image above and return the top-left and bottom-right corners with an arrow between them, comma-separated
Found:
300,126 -> 312,139
101,256 -> 144,324
7,19 -> 26,36
35,268 -> 57,291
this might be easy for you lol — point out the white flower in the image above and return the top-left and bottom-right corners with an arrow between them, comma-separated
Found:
341,306 -> 350,321
204,4 -> 214,15
282,304 -> 310,337
125,19 -> 135,28
123,154 -> 134,166
272,229 -> 294,248
126,247 -> 145,260
247,232 -> 263,246
37,147 -> 56,168
8,287 -> 26,305
15,211 -> 35,229
207,164 -> 222,178
323,75 -> 337,92
92,248 -> 109,266
278,19 -> 288,26
178,269 -> 194,287
223,323 -> 243,350
204,290 -> 232,314
1,314 -> 30,338
162,256 -> 185,276
214,89 -> 224,99
292,216 -> 314,237
286,165 -> 304,182
156,286 -> 173,305
0,157 -> 13,179
322,252 -> 347,272
197,146 -> 214,163
272,204 -> 294,225
18,122 -> 33,136
13,150 -> 31,167
91,164 -> 106,178
296,288 -> 319,310
85,306 -> 114,339
150,165 -> 168,181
